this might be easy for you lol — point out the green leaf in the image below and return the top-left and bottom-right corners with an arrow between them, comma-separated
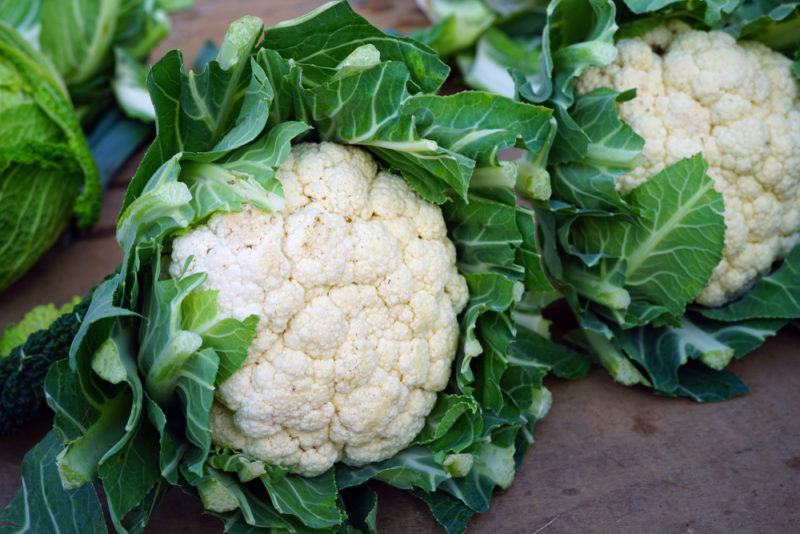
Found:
312,60 -> 474,203
414,490 -> 475,534
123,16 -> 268,209
262,12 -> 547,209
146,398 -> 187,484
369,138 -> 474,204
674,363 -> 749,402
500,365 -> 537,411
618,314 -> 784,396
74,319 -> 152,522
730,2 -> 800,53
412,0 -> 496,56
114,0 -> 171,63
700,243 -> 800,322
44,359 -> 100,442
457,27 -> 542,99
550,89 -> 644,212
52,390 -> 129,491
701,0 -> 743,25
219,120 -> 311,187
510,324 -> 591,379
261,469 -> 344,529
414,394 -> 482,453
180,290 -> 258,385
445,196 -> 525,280
180,161 -> 284,221
176,348 -> 219,474
0,165 -> 80,292
0,1 -> 40,40
36,0 -> 123,86
547,104 -> 589,163
569,155 -> 725,317
66,274 -> 137,406
116,156 -> 194,278
332,43 -> 382,80
515,209 -> 558,292
454,262 -> 531,416
438,442 -> 516,512
342,486 -> 378,534
403,91 -> 553,164
455,273 -> 520,392
180,120 -> 306,220
138,270 -> 205,405
119,478 -> 170,533
402,92 -> 556,201
255,48 -> 296,127
207,451 -> 266,483
336,447 -> 451,492
193,467 -> 292,529
515,0 -> 618,106
484,0 -> 545,17
98,420 -> 161,531
511,291 -> 555,339
159,0 -> 195,12
112,47 -> 155,121
622,0 -> 742,26
582,326 -> 651,386
262,0 -> 449,92
474,313 -> 516,412
0,430 -> 107,533
50,321 -> 146,495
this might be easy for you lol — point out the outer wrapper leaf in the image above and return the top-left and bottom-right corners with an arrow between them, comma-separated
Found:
700,243 -> 800,322
262,0 -> 449,93
617,314 -> 784,397
0,430 -> 107,534
123,15 -> 267,209
568,155 -> 725,317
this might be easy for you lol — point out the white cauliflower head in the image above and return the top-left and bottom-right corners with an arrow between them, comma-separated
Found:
169,142 -> 469,476
576,21 -> 800,306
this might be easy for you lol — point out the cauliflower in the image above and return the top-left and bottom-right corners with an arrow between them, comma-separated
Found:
576,21 -> 800,306
169,143 -> 469,476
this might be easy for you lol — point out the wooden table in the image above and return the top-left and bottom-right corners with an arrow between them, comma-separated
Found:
1,1 -> 799,532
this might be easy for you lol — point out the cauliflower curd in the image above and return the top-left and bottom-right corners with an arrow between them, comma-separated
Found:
576,22 -> 800,306
169,143 -> 469,476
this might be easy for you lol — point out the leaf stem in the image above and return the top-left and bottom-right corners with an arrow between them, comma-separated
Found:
563,262 -> 630,310
584,331 -> 649,386
56,391 -> 129,489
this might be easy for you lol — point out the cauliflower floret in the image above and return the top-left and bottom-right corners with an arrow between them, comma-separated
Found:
576,21 -> 800,306
170,142 -> 468,476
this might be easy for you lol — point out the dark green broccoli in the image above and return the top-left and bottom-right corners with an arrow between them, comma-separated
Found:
0,298 -> 89,434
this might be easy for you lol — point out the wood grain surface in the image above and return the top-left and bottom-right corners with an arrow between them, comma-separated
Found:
1,1 -> 799,533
